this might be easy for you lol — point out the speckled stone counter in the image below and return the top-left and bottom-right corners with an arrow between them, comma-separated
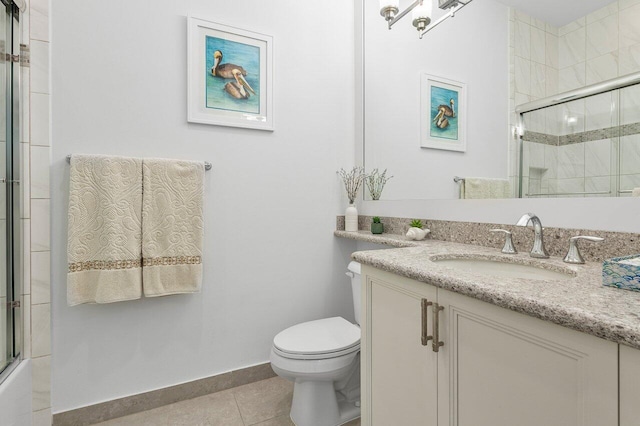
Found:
335,230 -> 640,349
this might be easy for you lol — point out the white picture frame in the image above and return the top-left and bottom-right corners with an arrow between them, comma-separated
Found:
420,74 -> 466,152
187,16 -> 274,131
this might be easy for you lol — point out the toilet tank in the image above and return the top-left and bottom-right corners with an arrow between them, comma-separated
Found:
346,261 -> 362,325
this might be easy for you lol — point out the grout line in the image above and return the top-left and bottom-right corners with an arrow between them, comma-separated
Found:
231,392 -> 247,426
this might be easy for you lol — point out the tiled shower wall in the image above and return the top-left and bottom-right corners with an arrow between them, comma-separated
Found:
509,0 -> 640,197
508,8 -> 560,195
20,0 -> 51,424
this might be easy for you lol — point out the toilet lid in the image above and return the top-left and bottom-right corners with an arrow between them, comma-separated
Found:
273,317 -> 360,356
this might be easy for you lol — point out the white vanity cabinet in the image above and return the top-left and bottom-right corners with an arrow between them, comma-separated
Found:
361,265 -> 619,426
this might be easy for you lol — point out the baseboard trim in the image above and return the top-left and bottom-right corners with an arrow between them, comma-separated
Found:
52,362 -> 276,426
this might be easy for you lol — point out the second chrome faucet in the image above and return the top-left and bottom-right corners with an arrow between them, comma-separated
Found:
516,213 -> 550,259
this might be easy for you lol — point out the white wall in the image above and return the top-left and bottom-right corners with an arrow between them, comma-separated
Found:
363,0 -> 510,200
51,0 -> 355,412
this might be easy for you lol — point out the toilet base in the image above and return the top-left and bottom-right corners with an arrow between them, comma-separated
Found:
290,380 -> 360,426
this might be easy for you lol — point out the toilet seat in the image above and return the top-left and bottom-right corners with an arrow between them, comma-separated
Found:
273,317 -> 360,360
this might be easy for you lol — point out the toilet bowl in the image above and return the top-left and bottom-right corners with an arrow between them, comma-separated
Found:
270,261 -> 362,426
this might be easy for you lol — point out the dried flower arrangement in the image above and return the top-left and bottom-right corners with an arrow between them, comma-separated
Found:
338,166 -> 366,204
366,168 -> 393,200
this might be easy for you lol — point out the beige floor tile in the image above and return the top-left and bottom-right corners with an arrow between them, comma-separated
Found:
169,391 -> 244,426
251,414 -> 295,426
94,375 -> 356,426
95,406 -> 172,426
233,377 -> 294,426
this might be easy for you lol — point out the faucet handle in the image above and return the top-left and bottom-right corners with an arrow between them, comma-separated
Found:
563,236 -> 604,264
490,229 -> 517,254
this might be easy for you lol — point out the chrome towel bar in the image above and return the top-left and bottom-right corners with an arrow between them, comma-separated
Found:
66,155 -> 212,171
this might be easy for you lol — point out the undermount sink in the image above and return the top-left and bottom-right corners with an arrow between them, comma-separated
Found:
431,257 -> 576,281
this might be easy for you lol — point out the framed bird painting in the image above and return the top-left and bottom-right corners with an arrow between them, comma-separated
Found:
188,16 -> 274,131
420,74 -> 466,152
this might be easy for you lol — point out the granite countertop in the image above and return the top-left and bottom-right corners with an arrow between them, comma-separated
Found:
335,230 -> 640,349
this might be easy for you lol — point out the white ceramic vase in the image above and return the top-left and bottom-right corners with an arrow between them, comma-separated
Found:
345,203 -> 358,232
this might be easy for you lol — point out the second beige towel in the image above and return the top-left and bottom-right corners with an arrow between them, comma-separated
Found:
142,158 -> 205,297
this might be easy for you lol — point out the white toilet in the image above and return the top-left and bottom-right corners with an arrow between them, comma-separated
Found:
270,261 -> 362,426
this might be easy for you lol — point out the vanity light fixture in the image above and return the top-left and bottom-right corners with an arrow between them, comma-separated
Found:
379,0 -> 474,39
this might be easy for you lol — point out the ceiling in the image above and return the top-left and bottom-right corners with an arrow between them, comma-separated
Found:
495,0 -> 618,26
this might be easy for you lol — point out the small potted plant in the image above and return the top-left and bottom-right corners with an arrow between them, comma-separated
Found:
371,216 -> 384,234
406,219 -> 429,241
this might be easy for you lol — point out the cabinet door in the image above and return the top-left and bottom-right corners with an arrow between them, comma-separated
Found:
361,266 -> 438,426
620,344 -> 640,426
437,288 -> 618,426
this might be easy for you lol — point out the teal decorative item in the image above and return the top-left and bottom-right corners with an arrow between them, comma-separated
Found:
603,254 -> 640,292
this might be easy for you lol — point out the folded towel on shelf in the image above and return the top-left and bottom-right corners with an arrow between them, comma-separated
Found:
67,155 -> 143,306
461,177 -> 511,199
142,158 -> 205,297
632,188 -> 640,197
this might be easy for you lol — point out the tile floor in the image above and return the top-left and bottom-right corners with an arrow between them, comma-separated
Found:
95,376 -> 361,426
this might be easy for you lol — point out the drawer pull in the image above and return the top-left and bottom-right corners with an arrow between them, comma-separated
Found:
432,303 -> 445,352
421,298 -> 433,346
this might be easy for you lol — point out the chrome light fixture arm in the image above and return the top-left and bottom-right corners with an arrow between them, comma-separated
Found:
380,0 -> 474,38
383,0 -> 423,29
419,2 -> 465,38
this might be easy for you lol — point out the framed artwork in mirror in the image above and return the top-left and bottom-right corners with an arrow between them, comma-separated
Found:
187,16 -> 274,131
420,74 -> 466,152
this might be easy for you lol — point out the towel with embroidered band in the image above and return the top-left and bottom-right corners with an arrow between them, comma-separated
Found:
141,158 -> 205,297
67,154 -> 143,306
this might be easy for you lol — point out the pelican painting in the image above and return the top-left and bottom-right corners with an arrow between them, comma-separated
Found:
421,74 -> 465,151
433,98 -> 455,129
205,35 -> 260,114
224,69 -> 256,99
429,84 -> 459,141
211,50 -> 248,79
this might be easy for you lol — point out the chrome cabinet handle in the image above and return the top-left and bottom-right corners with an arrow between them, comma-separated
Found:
563,236 -> 604,264
421,298 -> 433,346
432,303 -> 444,352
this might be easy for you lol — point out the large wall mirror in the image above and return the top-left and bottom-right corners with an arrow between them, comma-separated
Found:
361,0 -> 636,201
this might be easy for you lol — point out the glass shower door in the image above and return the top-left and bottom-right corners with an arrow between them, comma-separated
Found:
619,83 -> 640,195
0,0 -> 21,377
0,0 -> 8,374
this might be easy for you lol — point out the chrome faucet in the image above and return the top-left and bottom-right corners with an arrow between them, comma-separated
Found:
516,213 -> 549,259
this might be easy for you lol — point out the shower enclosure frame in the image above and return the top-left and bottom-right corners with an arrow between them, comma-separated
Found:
515,71 -> 640,198
0,0 -> 23,385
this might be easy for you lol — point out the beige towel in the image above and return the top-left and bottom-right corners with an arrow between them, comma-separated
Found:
67,155 -> 143,306
461,178 -> 511,199
632,187 -> 640,197
142,158 -> 205,297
